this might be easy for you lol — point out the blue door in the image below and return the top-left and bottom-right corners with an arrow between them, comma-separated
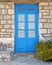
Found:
15,4 -> 38,52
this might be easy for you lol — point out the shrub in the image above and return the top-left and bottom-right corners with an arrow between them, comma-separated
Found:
35,40 -> 52,61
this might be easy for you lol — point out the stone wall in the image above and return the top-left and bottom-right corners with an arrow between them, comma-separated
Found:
0,2 -> 52,51
39,2 -> 52,41
0,2 -> 14,51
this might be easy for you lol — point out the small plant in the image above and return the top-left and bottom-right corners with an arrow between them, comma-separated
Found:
35,40 -> 52,61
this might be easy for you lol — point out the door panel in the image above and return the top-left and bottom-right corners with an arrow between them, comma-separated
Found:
18,14 -> 25,22
28,14 -> 35,21
15,4 -> 38,52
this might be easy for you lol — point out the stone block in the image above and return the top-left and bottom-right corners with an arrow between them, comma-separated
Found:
7,20 -> 14,24
39,10 -> 49,13
1,20 -> 6,24
2,9 -> 7,14
39,2 -> 48,6
0,5 -> 4,8
44,6 -> 52,9
39,19 -> 47,22
12,4 -> 14,9
4,25 -> 11,28
39,2 -> 48,5
4,34 -> 11,38
43,16 -> 52,18
7,29 -> 14,33
39,6 -> 43,10
12,15 -> 14,19
11,25 -> 14,29
39,23 -> 43,28
0,33 -> 10,35
6,4 -> 12,9
4,15 -> 12,19
1,29 -> 6,32
44,23 -> 52,28
43,34 -> 51,37
8,9 -> 14,14
42,13 -> 49,15
39,13 -> 42,18
40,29 -> 47,33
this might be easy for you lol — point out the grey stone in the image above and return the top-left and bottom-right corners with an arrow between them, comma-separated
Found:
0,55 -> 52,65
0,50 -> 13,62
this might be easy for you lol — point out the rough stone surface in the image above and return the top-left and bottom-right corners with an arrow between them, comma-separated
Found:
0,2 -> 14,51
8,9 -> 14,14
0,55 -> 52,65
0,2 -> 14,38
39,2 -> 52,40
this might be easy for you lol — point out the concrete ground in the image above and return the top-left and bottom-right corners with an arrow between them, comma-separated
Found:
0,54 -> 52,65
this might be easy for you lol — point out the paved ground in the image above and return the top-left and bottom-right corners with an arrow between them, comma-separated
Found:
0,54 -> 52,65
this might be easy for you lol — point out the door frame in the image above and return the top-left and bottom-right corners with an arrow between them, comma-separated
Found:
14,4 -> 39,53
